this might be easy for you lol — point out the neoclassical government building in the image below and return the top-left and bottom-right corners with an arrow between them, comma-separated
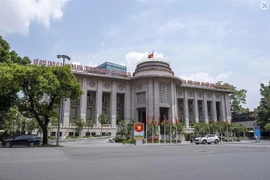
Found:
36,58 -> 233,137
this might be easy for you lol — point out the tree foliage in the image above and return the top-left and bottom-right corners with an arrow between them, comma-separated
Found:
232,124 -> 247,138
193,122 -> 209,136
98,113 -> 110,136
73,117 -> 85,136
0,36 -> 31,124
85,117 -> 94,133
0,36 -> 31,64
256,82 -> 270,128
0,107 -> 26,136
217,82 -> 248,114
0,63 -> 83,145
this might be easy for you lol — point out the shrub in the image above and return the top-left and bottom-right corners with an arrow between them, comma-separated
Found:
122,139 -> 135,144
48,136 -> 57,140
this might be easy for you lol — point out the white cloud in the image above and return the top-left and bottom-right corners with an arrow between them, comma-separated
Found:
179,71 -> 232,83
125,51 -> 166,72
71,61 -> 81,65
180,73 -> 215,82
137,0 -> 177,3
0,0 -> 69,36
158,20 -> 185,33
216,71 -> 232,81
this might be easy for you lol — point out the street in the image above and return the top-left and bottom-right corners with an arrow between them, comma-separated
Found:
1,139 -> 270,180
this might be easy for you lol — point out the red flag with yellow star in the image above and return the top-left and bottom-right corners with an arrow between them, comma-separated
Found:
134,124 -> 144,132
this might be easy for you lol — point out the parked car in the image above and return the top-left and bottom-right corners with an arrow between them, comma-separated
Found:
194,134 -> 219,145
1,134 -> 40,148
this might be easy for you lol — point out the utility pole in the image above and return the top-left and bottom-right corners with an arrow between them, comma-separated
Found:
56,55 -> 71,146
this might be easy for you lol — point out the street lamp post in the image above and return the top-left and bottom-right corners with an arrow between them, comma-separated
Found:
56,55 -> 71,146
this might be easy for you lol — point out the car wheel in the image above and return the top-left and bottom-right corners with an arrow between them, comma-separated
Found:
208,143 -> 211,144
202,140 -> 207,144
29,142 -> 35,147
195,143 -> 199,145
5,142 -> 11,148
214,139 -> 219,144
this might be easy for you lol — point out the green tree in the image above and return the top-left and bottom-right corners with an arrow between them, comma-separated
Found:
25,118 -> 39,134
256,82 -> 270,128
147,121 -> 158,139
0,37 -> 31,124
0,36 -> 31,64
117,120 -> 127,139
264,123 -> 270,138
209,122 -> 219,134
126,120 -> 136,139
217,82 -> 248,114
49,117 -> 58,134
73,117 -> 85,136
1,64 -> 83,145
173,122 -> 184,141
98,114 -> 109,136
193,122 -> 209,137
85,117 -> 94,136
0,107 -> 25,136
232,124 -> 247,139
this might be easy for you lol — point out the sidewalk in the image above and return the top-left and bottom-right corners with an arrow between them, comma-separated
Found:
48,136 -> 112,144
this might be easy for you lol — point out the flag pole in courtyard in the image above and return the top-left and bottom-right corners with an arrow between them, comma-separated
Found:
146,115 -> 148,145
170,115 -> 172,144
158,117 -> 161,144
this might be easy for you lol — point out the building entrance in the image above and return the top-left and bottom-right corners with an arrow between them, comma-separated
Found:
160,107 -> 169,121
160,107 -> 169,136
138,108 -> 146,134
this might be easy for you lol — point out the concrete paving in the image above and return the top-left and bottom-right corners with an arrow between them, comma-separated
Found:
1,139 -> 270,180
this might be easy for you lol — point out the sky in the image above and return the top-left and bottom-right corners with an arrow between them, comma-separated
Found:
0,0 -> 269,110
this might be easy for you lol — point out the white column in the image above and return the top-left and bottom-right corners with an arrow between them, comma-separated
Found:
154,79 -> 160,122
193,91 -> 199,123
110,81 -> 117,128
224,93 -> 231,121
173,83 -> 178,123
80,77 -> 87,121
184,89 -> 189,128
63,98 -> 70,127
203,92 -> 209,124
220,93 -> 226,121
131,83 -> 135,121
124,82 -> 131,121
147,78 -> 154,119
212,92 -> 217,122
171,81 -> 176,123
96,79 -> 103,127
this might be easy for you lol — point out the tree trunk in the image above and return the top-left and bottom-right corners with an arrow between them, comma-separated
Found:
42,126 -> 48,145
101,125 -> 103,136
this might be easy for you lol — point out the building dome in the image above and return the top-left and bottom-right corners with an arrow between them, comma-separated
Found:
133,59 -> 174,77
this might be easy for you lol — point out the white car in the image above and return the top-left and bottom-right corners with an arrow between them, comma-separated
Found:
194,134 -> 219,145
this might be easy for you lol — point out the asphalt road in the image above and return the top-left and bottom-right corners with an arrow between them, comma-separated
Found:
1,139 -> 270,180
